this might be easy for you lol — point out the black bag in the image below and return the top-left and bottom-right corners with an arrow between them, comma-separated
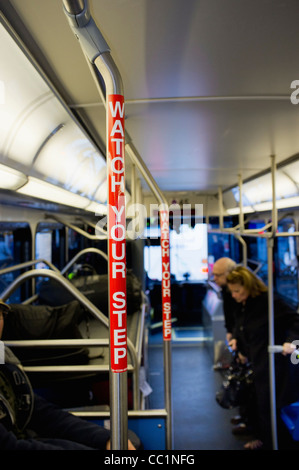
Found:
38,269 -> 142,315
2,301 -> 89,365
71,269 -> 142,315
216,360 -> 254,409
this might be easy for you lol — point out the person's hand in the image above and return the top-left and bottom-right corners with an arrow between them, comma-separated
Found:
237,352 -> 248,364
128,440 -> 136,450
282,342 -> 296,356
106,439 -> 136,450
228,338 -> 237,351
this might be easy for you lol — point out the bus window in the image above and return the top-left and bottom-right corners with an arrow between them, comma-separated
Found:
0,224 -> 32,303
68,228 -> 84,261
246,221 -> 268,284
35,231 -> 52,269
144,223 -> 208,282
0,233 -> 13,268
275,220 -> 298,307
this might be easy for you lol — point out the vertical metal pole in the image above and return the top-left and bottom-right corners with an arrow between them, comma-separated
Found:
159,205 -> 173,451
267,237 -> 278,450
218,187 -> 223,231
270,155 -> 278,235
125,141 -> 173,449
30,223 -> 36,297
63,2 -> 173,448
65,227 -> 69,263
234,234 -> 247,267
62,1 -> 129,449
131,164 -> 136,205
238,174 -> 244,232
268,154 -> 278,450
95,52 -> 127,450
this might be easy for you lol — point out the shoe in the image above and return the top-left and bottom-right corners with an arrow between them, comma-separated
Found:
230,415 -> 242,425
232,423 -> 252,435
244,439 -> 263,450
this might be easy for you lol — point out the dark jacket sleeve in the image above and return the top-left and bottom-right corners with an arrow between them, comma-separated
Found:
221,287 -> 235,334
28,394 -> 110,449
0,422 -> 75,450
0,395 -> 111,450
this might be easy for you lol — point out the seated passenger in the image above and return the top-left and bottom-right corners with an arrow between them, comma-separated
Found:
0,299 -> 137,450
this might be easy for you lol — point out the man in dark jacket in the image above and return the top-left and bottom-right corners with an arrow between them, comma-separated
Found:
212,257 -> 237,343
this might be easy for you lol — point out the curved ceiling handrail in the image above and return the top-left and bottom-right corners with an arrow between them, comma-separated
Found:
0,258 -> 60,276
0,268 -> 137,363
44,213 -> 107,240
60,247 -> 108,276
76,217 -> 108,236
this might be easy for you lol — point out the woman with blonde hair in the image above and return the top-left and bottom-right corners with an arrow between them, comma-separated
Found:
227,266 -> 267,298
226,266 -> 299,450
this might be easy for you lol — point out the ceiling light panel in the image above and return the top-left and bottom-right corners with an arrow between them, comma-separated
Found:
282,160 -> 299,186
0,163 -> 27,190
17,177 -> 89,209
0,16 -> 107,205
0,21 -> 67,166
33,122 -> 107,199
230,170 -> 298,208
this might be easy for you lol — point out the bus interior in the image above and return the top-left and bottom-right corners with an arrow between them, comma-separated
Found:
1,0 -> 299,452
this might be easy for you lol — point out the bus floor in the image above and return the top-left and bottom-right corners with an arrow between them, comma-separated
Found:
146,326 -> 299,451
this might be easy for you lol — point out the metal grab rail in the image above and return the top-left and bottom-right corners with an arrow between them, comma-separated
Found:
0,254 -> 145,408
268,345 -> 284,353
44,213 -> 107,240
75,217 -> 108,237
1,269 -> 109,326
125,140 -> 173,452
0,259 -> 61,306
0,258 -> 60,276
60,246 -> 146,408
5,338 -> 110,347
60,247 -> 108,276
72,408 -> 167,420
0,268 -> 141,406
4,337 -> 134,374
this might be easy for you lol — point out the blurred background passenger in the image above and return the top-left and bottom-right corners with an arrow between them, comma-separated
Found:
227,266 -> 299,450
212,257 -> 237,344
